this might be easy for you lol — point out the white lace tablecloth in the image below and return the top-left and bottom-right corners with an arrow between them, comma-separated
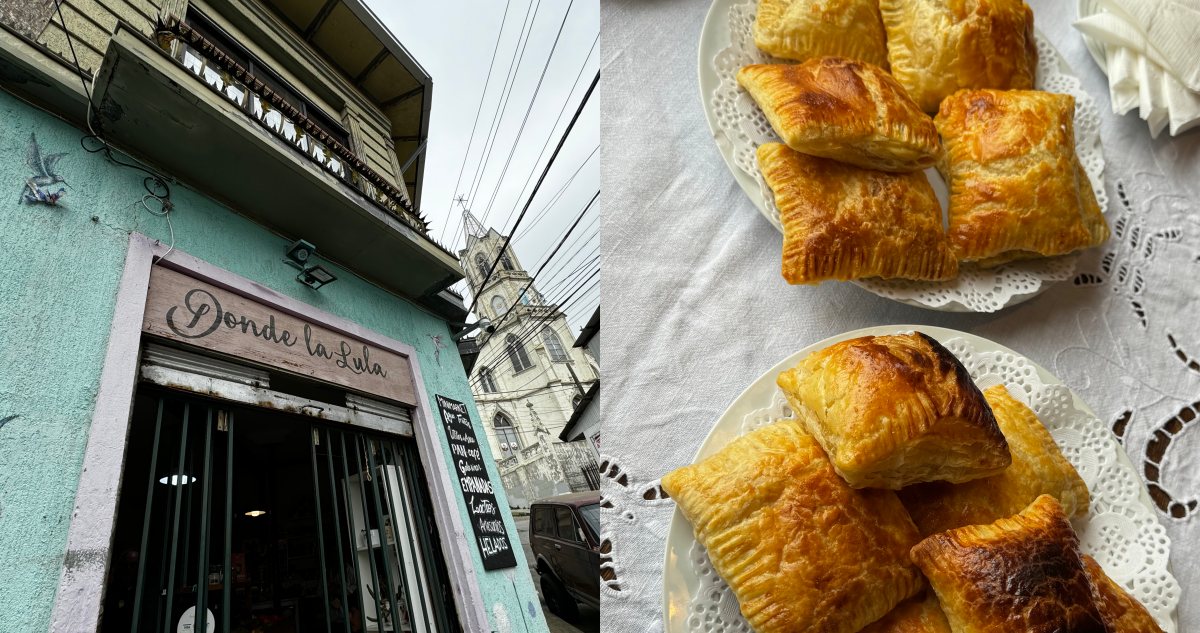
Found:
598,1 -> 1200,631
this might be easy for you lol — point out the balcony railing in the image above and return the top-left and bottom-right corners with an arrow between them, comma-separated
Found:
155,16 -> 428,235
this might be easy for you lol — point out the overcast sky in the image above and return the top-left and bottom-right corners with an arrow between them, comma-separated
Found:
369,0 -> 600,337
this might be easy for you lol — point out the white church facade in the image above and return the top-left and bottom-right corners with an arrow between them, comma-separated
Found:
458,211 -> 599,507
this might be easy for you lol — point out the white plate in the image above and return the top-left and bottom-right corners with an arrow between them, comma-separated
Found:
662,325 -> 1177,633
697,0 -> 1106,313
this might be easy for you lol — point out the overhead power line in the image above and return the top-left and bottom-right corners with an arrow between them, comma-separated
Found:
496,34 -> 598,236
476,0 -> 577,231
466,69 -> 600,317
487,190 -> 599,332
440,0 -> 513,244
449,0 -> 540,249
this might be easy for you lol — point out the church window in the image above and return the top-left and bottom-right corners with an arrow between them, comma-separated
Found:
494,413 -> 520,458
492,295 -> 507,317
541,328 -> 569,361
474,253 -> 490,279
479,366 -> 497,393
506,334 -> 532,372
500,251 -> 515,271
520,290 -> 530,305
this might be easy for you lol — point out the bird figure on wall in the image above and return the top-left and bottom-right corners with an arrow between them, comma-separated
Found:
429,333 -> 449,366
0,415 -> 18,434
22,132 -> 68,205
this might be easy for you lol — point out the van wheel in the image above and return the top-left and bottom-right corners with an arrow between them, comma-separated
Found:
541,574 -> 580,622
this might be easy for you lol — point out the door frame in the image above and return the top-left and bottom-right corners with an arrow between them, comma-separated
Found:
48,232 -> 491,632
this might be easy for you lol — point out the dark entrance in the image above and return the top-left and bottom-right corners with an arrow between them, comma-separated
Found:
101,389 -> 460,633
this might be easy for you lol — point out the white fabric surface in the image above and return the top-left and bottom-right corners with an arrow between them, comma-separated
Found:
598,1 -> 1200,631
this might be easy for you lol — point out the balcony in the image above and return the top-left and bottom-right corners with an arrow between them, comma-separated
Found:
90,20 -> 466,317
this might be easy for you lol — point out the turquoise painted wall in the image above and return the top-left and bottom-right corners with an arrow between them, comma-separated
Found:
0,89 -> 546,633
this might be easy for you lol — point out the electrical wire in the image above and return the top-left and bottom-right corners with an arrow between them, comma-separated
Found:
438,0 -> 512,244
486,190 -> 598,333
449,0 -> 541,250
466,70 -> 599,317
512,144 -> 596,243
475,0 -> 577,231
466,264 -> 597,389
468,267 -> 598,390
52,0 -> 175,262
493,34 -> 597,237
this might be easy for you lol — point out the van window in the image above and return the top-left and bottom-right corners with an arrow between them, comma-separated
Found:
555,507 -> 579,542
533,507 -> 554,536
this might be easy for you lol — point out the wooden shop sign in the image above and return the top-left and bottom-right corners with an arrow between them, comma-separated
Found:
142,266 -> 416,405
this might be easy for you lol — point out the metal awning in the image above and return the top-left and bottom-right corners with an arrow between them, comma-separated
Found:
92,23 -> 465,318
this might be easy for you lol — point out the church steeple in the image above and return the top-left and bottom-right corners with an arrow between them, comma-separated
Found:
461,204 -> 488,241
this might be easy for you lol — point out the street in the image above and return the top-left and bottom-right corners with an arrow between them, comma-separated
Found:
514,513 -> 600,633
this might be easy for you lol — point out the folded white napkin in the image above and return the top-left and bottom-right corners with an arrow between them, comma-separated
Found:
1106,45 -> 1140,115
1163,72 -> 1200,135
1074,12 -> 1175,72
1138,55 -> 1170,138
1109,0 -> 1200,92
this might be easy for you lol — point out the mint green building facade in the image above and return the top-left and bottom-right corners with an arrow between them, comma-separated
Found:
0,3 -> 549,632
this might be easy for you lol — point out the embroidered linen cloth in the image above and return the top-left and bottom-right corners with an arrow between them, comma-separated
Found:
598,1 -> 1200,631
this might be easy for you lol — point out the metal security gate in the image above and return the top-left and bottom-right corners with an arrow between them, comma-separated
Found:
105,390 -> 458,633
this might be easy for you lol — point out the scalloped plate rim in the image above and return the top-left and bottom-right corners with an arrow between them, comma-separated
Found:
697,0 -> 1103,313
661,324 -> 1173,633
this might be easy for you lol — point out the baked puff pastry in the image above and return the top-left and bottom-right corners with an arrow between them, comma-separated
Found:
936,89 -> 1109,265
911,495 -> 1110,633
1082,555 -> 1165,633
898,384 -> 1090,536
754,0 -> 890,69
860,590 -> 953,633
738,59 -> 943,172
661,420 -> 925,633
880,0 -> 1038,113
758,143 -> 958,285
777,332 -> 1011,489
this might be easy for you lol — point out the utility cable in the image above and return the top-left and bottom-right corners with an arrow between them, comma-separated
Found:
466,70 -> 599,317
487,190 -> 598,333
494,34 -> 596,236
52,0 -> 175,262
476,0 -> 576,230
439,0 -> 512,244
449,0 -> 540,250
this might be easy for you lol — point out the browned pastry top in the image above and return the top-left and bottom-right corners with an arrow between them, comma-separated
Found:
911,495 -> 1110,633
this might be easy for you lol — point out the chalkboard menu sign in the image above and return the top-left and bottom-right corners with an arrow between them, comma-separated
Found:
436,395 -> 517,570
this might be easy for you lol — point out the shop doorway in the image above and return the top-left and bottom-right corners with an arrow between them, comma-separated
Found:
101,389 -> 460,633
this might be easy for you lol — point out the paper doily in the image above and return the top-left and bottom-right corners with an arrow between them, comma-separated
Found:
710,0 -> 1108,312
683,337 -> 1177,633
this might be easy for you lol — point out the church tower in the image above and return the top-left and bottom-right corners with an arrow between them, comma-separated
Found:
457,210 -> 599,506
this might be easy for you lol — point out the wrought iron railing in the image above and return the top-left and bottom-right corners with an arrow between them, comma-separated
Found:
155,16 -> 429,235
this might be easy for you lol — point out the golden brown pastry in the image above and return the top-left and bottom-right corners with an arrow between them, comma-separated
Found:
758,144 -> 958,285
911,495 -> 1110,633
754,0 -> 890,69
661,420 -> 925,633
935,89 -> 1109,265
777,332 -> 1010,489
1082,555 -> 1165,633
880,0 -> 1038,113
738,59 -> 943,172
898,384 -> 1090,536
860,589 -> 953,633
